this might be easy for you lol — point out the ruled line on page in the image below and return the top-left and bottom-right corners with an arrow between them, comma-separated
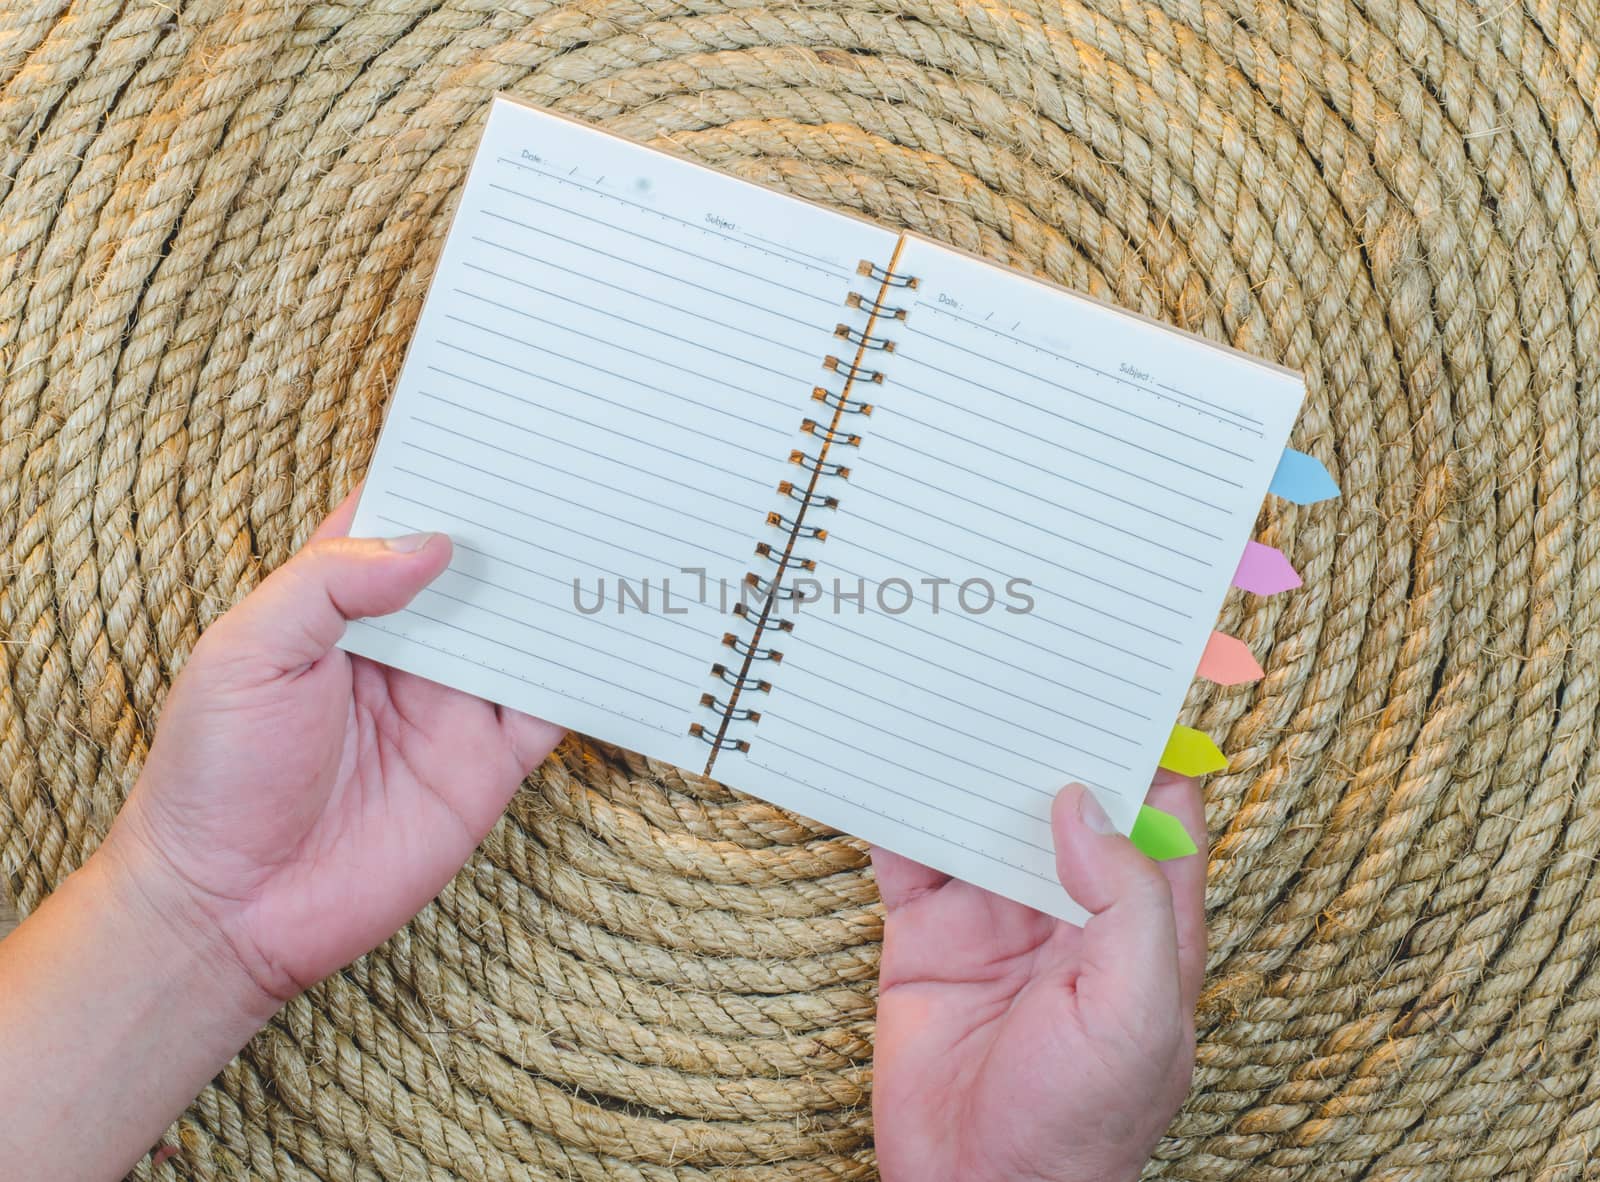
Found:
399,432 -> 761,544
734,227 -> 853,271
819,512 -> 1188,646
395,549 -> 708,665
749,736 -> 1056,854
443,308 -> 795,420
791,606 -> 1155,721
898,323 -> 1260,462
439,572 -> 706,663
400,605 -> 694,706
913,298 -> 1268,433
477,212 -> 829,334
464,249 -> 820,358
804,549 -> 1170,690
840,478 -> 1206,595
779,566 -> 1167,704
861,431 -> 1226,541
812,539 -> 1180,670
415,586 -> 704,692
782,625 -> 1147,746
897,351 -> 1254,476
826,516 -> 1191,625
743,737 -> 1067,891
411,392 -> 769,505
356,617 -> 687,736
748,658 -> 1128,864
487,180 -> 838,304
755,591 -> 1146,798
778,661 -> 1134,772
423,360 -> 780,467
374,512 -> 723,641
386,475 -> 747,573
881,375 -> 1235,513
497,156 -> 853,281
392,460 -> 752,565
436,331 -> 791,444
856,449 -> 1215,565
453,282 -> 807,391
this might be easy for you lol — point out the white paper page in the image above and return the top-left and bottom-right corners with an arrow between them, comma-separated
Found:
341,96 -> 898,770
715,235 -> 1304,921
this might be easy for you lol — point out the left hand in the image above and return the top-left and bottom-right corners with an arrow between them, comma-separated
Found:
101,487 -> 565,1009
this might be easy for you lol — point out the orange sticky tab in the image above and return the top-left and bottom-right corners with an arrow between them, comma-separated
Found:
1197,631 -> 1263,686
1161,725 -> 1227,776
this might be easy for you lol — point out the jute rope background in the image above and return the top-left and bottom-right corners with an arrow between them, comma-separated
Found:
3,0 -> 1600,1178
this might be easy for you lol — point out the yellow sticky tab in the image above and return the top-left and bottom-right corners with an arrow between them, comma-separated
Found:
1160,725 -> 1227,775
1130,805 -> 1199,860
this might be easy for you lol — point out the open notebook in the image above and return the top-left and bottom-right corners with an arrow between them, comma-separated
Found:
340,95 -> 1325,922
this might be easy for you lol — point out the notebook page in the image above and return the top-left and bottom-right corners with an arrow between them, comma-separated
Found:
715,235 -> 1304,920
340,96 -> 899,770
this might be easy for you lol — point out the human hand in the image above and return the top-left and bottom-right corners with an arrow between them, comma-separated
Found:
99,487 -> 565,1011
871,774 -> 1206,1182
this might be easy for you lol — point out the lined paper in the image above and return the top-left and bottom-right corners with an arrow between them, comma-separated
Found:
717,235 -> 1303,919
340,97 -> 897,770
345,97 -> 1307,924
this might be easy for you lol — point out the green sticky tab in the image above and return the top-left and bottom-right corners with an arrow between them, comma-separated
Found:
1160,725 -> 1227,775
1130,805 -> 1199,860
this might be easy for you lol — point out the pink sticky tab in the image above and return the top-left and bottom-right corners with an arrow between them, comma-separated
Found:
1197,631 -> 1264,685
1233,541 -> 1301,595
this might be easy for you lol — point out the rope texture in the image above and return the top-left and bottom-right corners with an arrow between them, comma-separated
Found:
3,0 -> 1600,1177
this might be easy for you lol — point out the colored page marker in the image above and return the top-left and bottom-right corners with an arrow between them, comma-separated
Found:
1270,449 -> 1340,504
1197,630 -> 1264,685
1234,541 -> 1301,595
1161,725 -> 1227,776
1130,805 -> 1199,860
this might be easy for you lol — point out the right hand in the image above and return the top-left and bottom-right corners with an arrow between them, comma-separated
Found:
870,773 -> 1207,1182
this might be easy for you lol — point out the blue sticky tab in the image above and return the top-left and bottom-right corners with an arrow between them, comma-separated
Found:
1270,449 -> 1340,504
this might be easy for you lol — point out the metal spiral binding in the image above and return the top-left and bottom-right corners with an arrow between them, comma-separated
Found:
845,292 -> 908,320
811,384 -> 873,416
694,250 -> 916,771
823,356 -> 884,385
745,572 -> 802,601
835,323 -> 895,351
788,449 -> 850,478
755,539 -> 818,568
800,419 -> 862,447
857,259 -> 920,289
764,510 -> 826,540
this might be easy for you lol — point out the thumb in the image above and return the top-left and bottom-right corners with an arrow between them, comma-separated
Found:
1053,784 -> 1182,1028
206,532 -> 451,675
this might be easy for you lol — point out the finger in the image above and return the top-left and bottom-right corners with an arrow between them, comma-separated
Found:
1144,771 -> 1208,1016
498,706 -> 567,774
1052,784 -> 1182,1024
870,846 -> 951,911
209,532 -> 451,675
309,481 -> 366,543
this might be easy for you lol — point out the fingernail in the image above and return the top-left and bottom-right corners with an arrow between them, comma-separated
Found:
384,532 -> 438,553
1076,786 -> 1117,835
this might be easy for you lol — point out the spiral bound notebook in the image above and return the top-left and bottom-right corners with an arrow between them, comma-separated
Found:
340,96 -> 1316,923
